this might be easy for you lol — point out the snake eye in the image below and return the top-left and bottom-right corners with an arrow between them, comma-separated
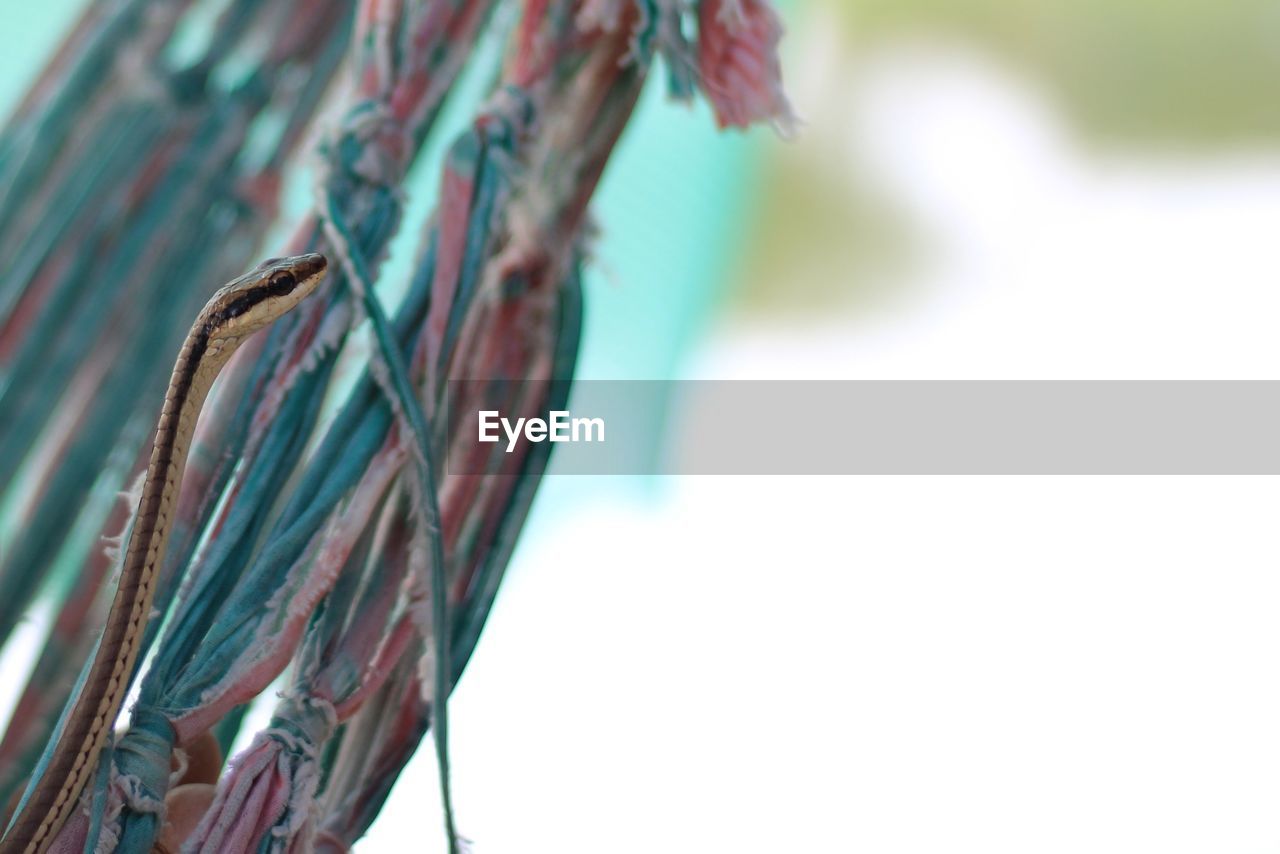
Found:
269,271 -> 297,292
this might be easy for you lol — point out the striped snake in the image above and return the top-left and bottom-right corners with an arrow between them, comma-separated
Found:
0,253 -> 328,853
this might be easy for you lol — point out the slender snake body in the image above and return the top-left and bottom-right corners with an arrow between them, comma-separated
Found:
0,253 -> 328,854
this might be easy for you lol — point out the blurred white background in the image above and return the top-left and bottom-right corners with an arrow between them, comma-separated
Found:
369,6 -> 1280,853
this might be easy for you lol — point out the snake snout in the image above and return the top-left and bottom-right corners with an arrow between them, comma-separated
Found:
293,253 -> 327,280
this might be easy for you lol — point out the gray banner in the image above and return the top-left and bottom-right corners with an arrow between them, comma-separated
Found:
444,381 -> 1280,474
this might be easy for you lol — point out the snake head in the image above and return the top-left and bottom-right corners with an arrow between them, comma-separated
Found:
201,253 -> 328,338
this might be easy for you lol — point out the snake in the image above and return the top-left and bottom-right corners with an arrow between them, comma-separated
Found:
0,253 -> 328,854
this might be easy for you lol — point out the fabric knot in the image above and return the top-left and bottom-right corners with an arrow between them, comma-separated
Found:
89,709 -> 174,853
113,706 -> 177,798
322,103 -> 411,188
269,695 -> 338,756
487,84 -> 536,134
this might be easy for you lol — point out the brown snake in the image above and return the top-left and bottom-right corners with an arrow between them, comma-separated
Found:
0,253 -> 328,854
